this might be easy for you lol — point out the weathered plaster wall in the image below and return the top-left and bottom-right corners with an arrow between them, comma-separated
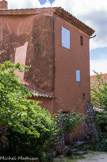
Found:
0,15 -> 33,63
25,14 -> 54,94
0,14 -> 54,94
14,42 -> 28,81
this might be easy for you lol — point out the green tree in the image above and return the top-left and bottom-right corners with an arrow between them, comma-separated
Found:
91,71 -> 107,151
0,61 -> 57,159
54,110 -> 85,133
91,71 -> 107,111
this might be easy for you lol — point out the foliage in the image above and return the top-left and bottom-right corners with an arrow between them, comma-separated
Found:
54,109 -> 85,133
91,71 -> 107,111
96,110 -> 107,133
62,111 -> 85,133
89,71 -> 107,152
91,71 -> 107,134
94,110 -> 107,152
0,50 -> 4,55
82,138 -> 107,152
0,61 -> 58,160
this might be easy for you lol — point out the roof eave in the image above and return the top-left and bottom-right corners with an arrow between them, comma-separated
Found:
26,86 -> 55,99
54,7 -> 95,36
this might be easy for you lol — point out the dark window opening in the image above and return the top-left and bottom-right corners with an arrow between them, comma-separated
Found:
63,111 -> 69,114
83,93 -> 85,99
80,36 -> 83,46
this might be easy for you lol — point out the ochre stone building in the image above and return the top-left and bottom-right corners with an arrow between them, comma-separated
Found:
0,1 -> 94,139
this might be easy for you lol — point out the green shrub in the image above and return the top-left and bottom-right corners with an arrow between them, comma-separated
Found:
0,61 -> 58,161
82,139 -> 107,152
89,71 -> 107,152
54,109 -> 85,133
96,110 -> 107,134
91,71 -> 107,111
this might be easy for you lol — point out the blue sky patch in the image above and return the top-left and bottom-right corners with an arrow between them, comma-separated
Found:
90,47 -> 107,60
49,0 -> 55,4
39,0 -> 47,5
39,0 -> 55,5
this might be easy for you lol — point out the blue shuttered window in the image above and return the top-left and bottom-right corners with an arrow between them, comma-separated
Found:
76,70 -> 80,82
62,27 -> 70,49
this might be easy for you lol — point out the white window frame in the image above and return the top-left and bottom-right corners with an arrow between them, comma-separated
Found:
61,26 -> 70,49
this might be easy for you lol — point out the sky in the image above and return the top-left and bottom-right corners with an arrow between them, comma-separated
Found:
7,0 -> 107,75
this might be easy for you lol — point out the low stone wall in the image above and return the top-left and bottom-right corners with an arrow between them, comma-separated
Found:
84,103 -> 99,142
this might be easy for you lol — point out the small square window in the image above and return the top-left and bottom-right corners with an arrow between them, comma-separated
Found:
62,26 -> 70,49
76,70 -> 80,82
80,36 -> 83,46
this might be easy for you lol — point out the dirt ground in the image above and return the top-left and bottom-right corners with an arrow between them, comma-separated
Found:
53,151 -> 107,162
78,151 -> 107,162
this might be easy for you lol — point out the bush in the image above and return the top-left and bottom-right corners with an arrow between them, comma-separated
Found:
96,110 -> 107,134
82,139 -> 107,152
91,72 -> 107,136
0,61 -> 58,161
90,71 -> 107,151
91,71 -> 107,111
54,109 -> 85,133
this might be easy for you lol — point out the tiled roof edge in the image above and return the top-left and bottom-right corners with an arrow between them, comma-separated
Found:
27,87 -> 55,99
54,7 -> 95,36
90,73 -> 107,78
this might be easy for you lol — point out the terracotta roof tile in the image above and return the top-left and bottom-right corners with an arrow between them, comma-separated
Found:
90,73 -> 107,78
27,87 -> 55,99
90,73 -> 107,87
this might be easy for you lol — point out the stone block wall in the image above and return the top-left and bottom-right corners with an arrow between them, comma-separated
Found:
84,103 -> 99,142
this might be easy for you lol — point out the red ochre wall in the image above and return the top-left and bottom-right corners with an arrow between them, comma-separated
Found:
53,14 -> 90,113
0,13 -> 54,95
53,14 -> 90,140
29,97 -> 54,115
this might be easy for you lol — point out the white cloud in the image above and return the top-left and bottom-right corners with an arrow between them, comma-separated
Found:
81,10 -> 107,50
90,59 -> 107,75
90,36 -> 107,50
8,0 -> 53,9
70,0 -> 107,16
7,0 -> 107,51
52,0 -> 73,11
7,0 -> 107,15
8,0 -> 106,12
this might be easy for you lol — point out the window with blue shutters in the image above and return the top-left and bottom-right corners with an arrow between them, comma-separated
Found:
76,70 -> 80,82
61,26 -> 70,49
